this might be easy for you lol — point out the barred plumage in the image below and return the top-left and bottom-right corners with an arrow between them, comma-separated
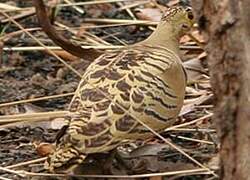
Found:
45,6 -> 194,172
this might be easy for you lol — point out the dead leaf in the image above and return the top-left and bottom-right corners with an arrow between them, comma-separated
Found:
206,154 -> 219,170
186,86 -> 202,95
167,0 -> 180,7
180,94 -> 213,116
23,103 -> 45,113
180,35 -> 191,44
198,51 -> 207,60
86,4 -> 113,18
135,8 -> 162,21
34,142 -> 55,157
191,30 -> 205,43
50,117 -> 66,130
128,144 -> 171,158
183,57 -> 207,82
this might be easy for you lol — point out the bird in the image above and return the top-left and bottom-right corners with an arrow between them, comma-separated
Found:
45,6 -> 194,173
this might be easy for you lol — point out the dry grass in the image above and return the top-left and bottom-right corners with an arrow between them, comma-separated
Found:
0,0 -> 218,179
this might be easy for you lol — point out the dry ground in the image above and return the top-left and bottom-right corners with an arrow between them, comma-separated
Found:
0,0 -> 218,179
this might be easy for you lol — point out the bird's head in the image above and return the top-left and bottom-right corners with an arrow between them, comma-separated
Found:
159,6 -> 194,37
144,6 -> 195,52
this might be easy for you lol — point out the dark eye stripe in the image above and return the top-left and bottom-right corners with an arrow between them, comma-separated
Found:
185,7 -> 192,12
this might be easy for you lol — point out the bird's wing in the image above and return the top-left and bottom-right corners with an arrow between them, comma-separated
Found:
60,45 -> 184,152
47,44 -> 186,170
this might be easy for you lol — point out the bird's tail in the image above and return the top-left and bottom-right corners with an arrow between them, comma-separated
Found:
44,144 -> 86,173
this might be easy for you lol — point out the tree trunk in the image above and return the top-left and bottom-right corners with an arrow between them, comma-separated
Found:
191,1 -> 250,179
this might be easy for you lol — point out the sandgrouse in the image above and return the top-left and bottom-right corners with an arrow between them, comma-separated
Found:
45,6 -> 194,172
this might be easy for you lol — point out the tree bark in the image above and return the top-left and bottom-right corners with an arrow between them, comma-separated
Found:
191,1 -> 250,179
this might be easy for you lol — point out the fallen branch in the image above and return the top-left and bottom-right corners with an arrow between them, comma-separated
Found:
32,0 -> 102,61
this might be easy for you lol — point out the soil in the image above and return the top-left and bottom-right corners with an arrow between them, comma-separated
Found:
0,0 -> 217,179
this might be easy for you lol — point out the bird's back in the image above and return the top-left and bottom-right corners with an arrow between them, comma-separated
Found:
62,44 -> 186,154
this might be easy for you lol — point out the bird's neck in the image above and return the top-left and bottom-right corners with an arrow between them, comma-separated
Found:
141,23 -> 180,55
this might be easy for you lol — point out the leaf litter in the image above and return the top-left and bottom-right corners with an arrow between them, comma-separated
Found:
0,0 -> 218,179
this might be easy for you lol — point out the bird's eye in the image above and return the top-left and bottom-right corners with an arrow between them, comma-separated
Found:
187,13 -> 194,20
185,7 -> 194,20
